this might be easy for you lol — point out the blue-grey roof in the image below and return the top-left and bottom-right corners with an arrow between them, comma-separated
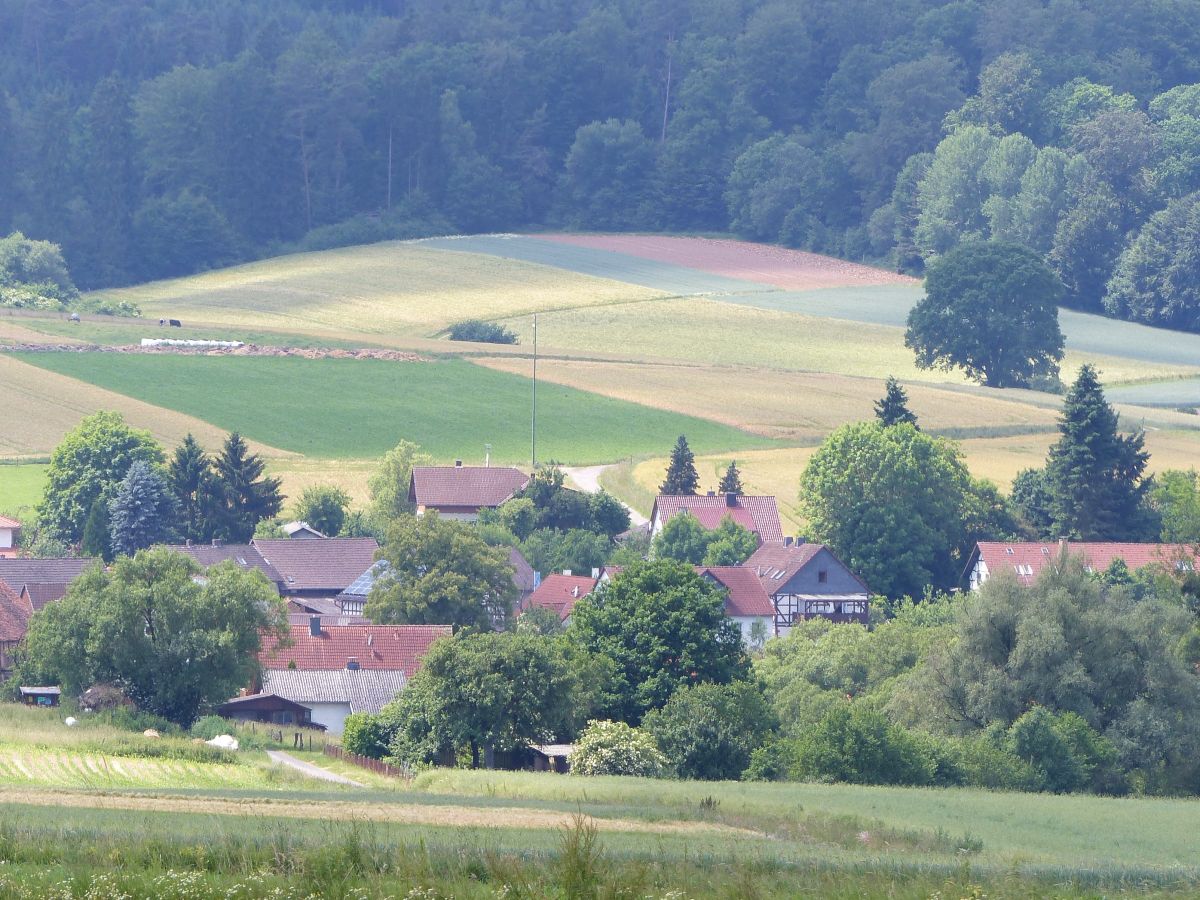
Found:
262,669 -> 407,714
341,560 -> 391,599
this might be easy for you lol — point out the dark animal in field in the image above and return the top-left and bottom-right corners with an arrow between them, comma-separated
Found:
169,319 -> 182,327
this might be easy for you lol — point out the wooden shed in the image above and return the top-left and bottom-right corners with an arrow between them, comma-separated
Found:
217,693 -> 318,728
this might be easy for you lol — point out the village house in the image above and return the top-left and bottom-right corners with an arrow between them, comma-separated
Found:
650,493 -> 784,545
256,620 -> 449,733
521,572 -> 599,624
217,693 -> 318,729
0,579 -> 31,679
408,462 -> 529,521
282,521 -> 325,539
0,516 -> 20,558
745,540 -> 871,633
964,541 -> 1200,590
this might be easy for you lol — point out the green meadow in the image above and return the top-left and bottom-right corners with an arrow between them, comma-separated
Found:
11,353 -> 771,464
0,463 -> 46,515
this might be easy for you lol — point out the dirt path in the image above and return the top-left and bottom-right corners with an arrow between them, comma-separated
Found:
0,788 -> 753,837
266,750 -> 364,787
563,464 -> 648,526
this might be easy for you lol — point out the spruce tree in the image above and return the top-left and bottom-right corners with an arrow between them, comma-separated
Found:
874,376 -> 918,428
211,432 -> 283,542
1046,365 -> 1152,540
717,460 -> 744,495
660,435 -> 699,495
167,433 -> 217,542
108,461 -> 178,557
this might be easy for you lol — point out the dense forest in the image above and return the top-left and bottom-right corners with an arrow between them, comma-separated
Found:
2,0 -> 1200,329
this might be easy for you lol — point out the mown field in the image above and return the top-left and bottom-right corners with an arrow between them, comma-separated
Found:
0,463 -> 46,516
11,352 -> 771,464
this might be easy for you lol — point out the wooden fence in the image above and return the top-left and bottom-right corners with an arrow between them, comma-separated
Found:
324,744 -> 410,779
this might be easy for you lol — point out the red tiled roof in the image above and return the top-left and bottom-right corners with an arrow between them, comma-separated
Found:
259,623 -> 450,673
698,566 -> 775,617
0,516 -> 20,529
524,574 -> 599,620
409,466 -> 529,510
0,579 -> 31,643
652,495 -> 784,543
252,538 -> 379,593
973,541 -> 1200,587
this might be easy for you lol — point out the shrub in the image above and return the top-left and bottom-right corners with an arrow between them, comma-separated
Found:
342,712 -> 391,759
448,319 -> 519,344
571,720 -> 667,778
190,715 -> 230,740
643,681 -> 777,780
790,705 -> 937,786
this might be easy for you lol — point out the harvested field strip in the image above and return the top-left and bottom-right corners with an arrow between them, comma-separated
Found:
12,353 -> 771,463
537,234 -> 918,290
0,354 -> 291,459
474,357 -> 1061,442
0,788 -> 752,837
0,747 -> 278,790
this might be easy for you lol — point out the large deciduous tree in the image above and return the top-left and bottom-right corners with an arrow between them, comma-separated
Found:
292,484 -> 351,537
905,240 -> 1065,387
799,422 -> 972,598
366,513 -> 516,630
660,435 -> 699,495
367,439 -> 432,526
21,548 -> 286,725
1105,192 -> 1200,331
39,411 -> 164,545
570,560 -> 749,723
1045,364 -> 1153,540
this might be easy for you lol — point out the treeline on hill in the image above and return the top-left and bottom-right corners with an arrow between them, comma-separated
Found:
2,1 -> 1200,328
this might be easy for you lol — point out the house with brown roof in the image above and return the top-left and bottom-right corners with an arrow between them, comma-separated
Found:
0,516 -> 20,558
745,540 -> 870,633
964,541 -> 1199,590
0,578 -> 32,679
522,573 -> 599,623
257,620 -> 449,733
168,542 -> 285,592
408,462 -> 529,521
0,557 -> 98,587
650,493 -> 784,545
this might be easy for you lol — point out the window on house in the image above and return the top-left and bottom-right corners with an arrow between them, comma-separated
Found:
807,600 -> 833,614
817,570 -> 828,584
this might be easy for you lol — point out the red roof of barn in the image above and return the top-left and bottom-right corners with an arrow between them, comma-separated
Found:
252,538 -> 379,593
697,566 -> 775,617
0,579 -> 31,643
408,466 -> 529,509
259,623 -> 450,673
652,495 -> 784,543
524,574 -> 599,620
972,541 -> 1200,587
0,516 -> 20,529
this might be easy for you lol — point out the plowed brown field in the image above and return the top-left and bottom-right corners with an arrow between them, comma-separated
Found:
537,234 -> 918,291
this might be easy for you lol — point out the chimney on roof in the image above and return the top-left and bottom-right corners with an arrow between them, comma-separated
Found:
211,538 -> 222,548
725,492 -> 737,507
783,536 -> 793,547
571,586 -> 579,598
591,567 -> 600,578
455,459 -> 463,467
185,539 -> 193,548
707,490 -> 715,497
346,657 -> 360,670
796,537 -> 806,545
308,615 -> 321,637
562,569 -> 572,576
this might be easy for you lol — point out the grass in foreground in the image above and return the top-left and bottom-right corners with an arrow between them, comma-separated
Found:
10,353 -> 771,463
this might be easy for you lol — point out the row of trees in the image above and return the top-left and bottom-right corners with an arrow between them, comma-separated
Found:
5,0 -> 1200,331
33,413 -> 283,558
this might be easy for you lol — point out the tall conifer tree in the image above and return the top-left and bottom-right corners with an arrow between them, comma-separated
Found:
167,433 -> 217,542
661,435 -> 699,495
1046,365 -> 1152,539
108,461 -> 178,557
874,376 -> 918,428
718,460 -> 744,495
211,433 -> 283,543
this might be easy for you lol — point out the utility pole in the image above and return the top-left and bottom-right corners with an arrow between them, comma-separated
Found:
531,314 -> 538,469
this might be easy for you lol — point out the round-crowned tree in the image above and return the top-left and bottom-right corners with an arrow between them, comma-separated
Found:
571,720 -> 667,777
905,240 -> 1065,387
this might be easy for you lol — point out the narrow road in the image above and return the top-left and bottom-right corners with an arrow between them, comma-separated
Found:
266,750 -> 365,787
563,464 -> 648,527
